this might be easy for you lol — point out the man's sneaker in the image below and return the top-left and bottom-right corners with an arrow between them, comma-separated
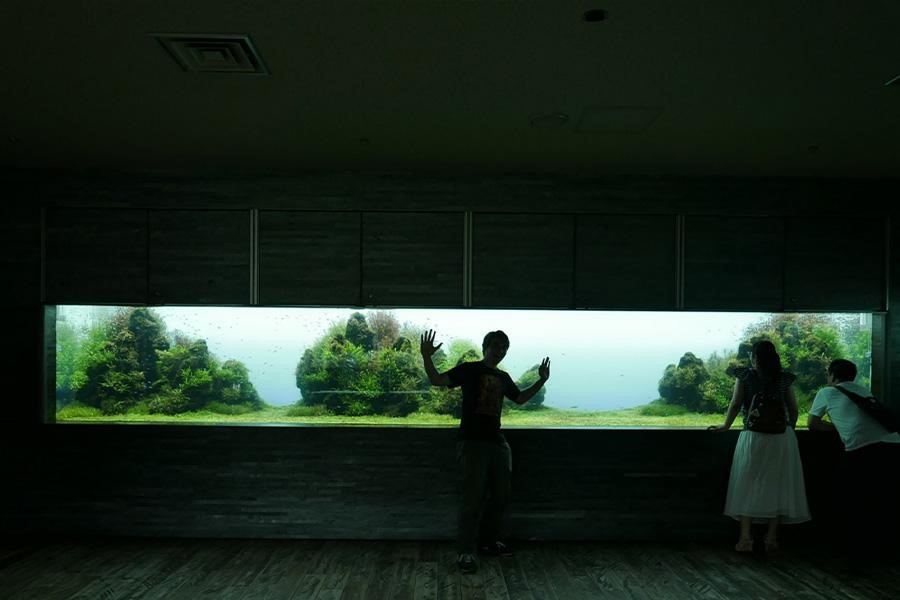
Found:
456,553 -> 477,573
478,541 -> 513,557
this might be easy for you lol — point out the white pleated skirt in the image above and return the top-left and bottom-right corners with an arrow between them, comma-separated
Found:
724,428 -> 811,524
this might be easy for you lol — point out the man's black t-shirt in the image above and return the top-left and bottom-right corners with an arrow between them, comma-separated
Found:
446,361 -> 521,441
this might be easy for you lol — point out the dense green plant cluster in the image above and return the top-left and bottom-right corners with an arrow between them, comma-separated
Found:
293,312 -> 547,416
56,308 -> 261,415
657,314 -> 870,413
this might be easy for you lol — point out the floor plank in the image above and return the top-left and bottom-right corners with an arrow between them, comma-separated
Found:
433,545 -> 461,600
241,541 -> 322,600
496,552 -> 534,600
654,544 -> 730,600
557,542 -> 628,600
476,555 -> 509,600
511,544 -> 558,600
412,560 -> 438,600
0,538 -> 897,600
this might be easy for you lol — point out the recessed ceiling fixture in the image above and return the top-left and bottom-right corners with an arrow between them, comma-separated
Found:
583,9 -> 608,22
885,73 -> 900,87
529,113 -> 570,129
151,33 -> 269,75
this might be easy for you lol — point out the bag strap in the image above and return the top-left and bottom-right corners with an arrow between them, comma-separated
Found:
833,384 -> 876,406
833,384 -> 898,432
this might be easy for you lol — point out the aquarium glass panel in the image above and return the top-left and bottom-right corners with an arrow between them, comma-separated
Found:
50,306 -> 873,428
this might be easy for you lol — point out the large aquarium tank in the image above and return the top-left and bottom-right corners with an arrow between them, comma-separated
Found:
49,306 -> 873,428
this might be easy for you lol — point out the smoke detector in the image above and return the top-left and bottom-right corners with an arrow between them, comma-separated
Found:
151,33 -> 268,75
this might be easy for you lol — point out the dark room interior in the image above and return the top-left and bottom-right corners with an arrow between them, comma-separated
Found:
2,1 -> 900,598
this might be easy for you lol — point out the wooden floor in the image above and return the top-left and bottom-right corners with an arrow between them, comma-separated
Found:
0,538 -> 897,600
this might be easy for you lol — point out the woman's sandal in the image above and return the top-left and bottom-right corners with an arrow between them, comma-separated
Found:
764,537 -> 780,552
734,538 -> 754,553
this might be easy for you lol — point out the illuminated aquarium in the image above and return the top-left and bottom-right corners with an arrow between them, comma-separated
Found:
49,306 -> 873,428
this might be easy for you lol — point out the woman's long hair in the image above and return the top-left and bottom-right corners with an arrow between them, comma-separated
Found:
752,340 -> 782,390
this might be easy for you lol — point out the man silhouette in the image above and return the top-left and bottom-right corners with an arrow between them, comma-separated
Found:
420,329 -> 549,573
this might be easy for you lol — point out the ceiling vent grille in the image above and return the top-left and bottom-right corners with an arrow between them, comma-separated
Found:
152,33 -> 268,75
574,107 -> 661,134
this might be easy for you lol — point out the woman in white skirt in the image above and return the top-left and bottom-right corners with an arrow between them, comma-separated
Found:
709,340 -> 810,552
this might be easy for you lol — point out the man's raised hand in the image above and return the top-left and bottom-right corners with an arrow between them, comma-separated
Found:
420,329 -> 443,357
538,357 -> 551,382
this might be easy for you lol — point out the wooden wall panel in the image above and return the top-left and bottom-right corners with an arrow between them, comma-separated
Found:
4,426 -> 840,542
684,216 -> 784,310
3,307 -> 43,430
784,217 -> 885,310
362,212 -> 463,306
44,208 -> 148,304
13,170 -> 885,215
1,207 -> 41,307
149,210 -> 250,304
473,214 -> 574,308
259,211 -> 361,305
885,217 -> 899,409
0,207 -> 43,431
575,214 -> 676,309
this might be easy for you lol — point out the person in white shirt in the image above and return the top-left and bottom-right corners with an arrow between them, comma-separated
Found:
808,359 -> 900,563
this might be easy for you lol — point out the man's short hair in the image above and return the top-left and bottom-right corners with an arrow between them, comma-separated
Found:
828,359 -> 857,382
482,330 -> 510,351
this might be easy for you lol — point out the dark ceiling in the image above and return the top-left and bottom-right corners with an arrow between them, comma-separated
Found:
3,1 -> 899,177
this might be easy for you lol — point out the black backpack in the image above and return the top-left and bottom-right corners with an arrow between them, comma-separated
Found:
833,385 -> 899,433
745,379 -> 787,434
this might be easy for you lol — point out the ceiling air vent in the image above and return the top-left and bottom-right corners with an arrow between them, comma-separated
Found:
574,107 -> 661,134
151,33 -> 268,75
